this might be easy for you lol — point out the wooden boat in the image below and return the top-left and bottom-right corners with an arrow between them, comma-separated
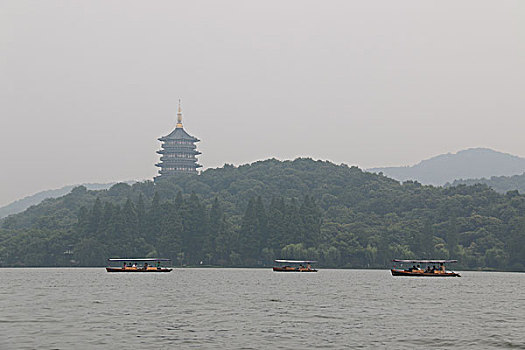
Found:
391,259 -> 460,277
273,260 -> 318,272
106,258 -> 173,272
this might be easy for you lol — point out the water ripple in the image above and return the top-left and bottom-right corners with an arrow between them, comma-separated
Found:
0,268 -> 524,349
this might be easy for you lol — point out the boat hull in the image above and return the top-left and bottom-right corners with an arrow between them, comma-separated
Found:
106,267 -> 172,273
273,267 -> 317,272
391,269 -> 460,277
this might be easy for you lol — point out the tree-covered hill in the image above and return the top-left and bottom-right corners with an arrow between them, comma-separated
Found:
1,158 -> 525,270
449,173 -> 525,194
0,183 -> 122,219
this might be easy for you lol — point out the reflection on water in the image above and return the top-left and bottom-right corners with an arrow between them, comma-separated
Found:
1,268 -> 524,349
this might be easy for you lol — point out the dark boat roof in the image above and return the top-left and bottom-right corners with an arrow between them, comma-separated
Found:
108,258 -> 171,262
393,259 -> 457,264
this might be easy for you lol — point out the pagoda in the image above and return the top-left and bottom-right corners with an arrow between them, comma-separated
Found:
155,102 -> 202,177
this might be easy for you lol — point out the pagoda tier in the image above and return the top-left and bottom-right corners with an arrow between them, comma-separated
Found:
155,103 -> 202,177
157,147 -> 201,154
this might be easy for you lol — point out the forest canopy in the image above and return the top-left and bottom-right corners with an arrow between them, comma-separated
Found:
1,158 -> 525,270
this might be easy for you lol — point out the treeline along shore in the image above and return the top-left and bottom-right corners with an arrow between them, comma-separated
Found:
1,158 -> 525,270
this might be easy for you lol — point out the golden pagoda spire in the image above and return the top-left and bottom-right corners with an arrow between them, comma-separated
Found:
176,99 -> 183,128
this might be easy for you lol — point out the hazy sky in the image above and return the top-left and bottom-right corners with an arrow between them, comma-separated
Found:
1,0 -> 524,206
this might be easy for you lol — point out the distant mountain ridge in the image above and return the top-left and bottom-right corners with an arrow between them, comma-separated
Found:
0,183 -> 131,219
449,173 -> 525,194
368,148 -> 525,186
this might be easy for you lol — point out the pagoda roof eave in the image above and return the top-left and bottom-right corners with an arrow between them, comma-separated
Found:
160,127 -> 199,141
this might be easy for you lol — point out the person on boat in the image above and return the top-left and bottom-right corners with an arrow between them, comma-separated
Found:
123,262 -> 127,269
144,263 -> 148,270
132,263 -> 137,268
440,263 -> 446,272
307,263 -> 312,270
425,266 -> 431,273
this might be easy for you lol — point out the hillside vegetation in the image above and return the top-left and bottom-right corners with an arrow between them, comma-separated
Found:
0,182 -> 127,219
1,158 -> 525,270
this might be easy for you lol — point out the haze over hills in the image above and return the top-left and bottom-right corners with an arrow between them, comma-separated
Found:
0,183 -> 133,219
368,148 -> 525,186
3,148 -> 525,219
450,173 -> 525,194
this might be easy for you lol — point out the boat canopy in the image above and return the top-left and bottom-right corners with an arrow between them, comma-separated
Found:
392,259 -> 457,264
108,258 -> 171,262
274,260 -> 317,264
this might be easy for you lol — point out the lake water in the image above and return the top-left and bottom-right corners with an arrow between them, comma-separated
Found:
1,268 -> 524,349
